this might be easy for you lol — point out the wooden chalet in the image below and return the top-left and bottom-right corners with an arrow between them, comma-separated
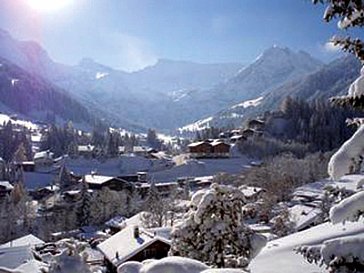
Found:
83,174 -> 134,192
188,140 -> 230,158
98,225 -> 171,272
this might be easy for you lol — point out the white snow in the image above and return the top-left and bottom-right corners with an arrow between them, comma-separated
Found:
10,79 -> 19,87
250,221 -> 364,273
288,204 -> 321,231
97,225 -> 170,267
329,190 -> 364,224
231,96 -> 264,109
0,234 -> 44,249
0,114 -> 39,130
95,72 -> 109,80
321,233 -> 364,265
347,67 -> 364,97
328,124 -> 364,180
178,116 -> 213,133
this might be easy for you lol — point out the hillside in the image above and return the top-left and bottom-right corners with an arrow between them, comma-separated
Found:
0,56 -> 94,127
181,55 -> 361,131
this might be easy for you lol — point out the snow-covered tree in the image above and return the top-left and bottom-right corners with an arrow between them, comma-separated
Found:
297,2 -> 364,272
170,183 -> 266,268
142,181 -> 166,227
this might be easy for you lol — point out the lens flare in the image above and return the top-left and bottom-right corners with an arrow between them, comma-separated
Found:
27,0 -> 72,12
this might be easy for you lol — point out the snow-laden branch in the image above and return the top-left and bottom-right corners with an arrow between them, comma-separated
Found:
329,190 -> 364,224
328,124 -> 364,180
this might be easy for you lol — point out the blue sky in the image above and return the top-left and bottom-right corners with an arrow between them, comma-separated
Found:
0,0 -> 348,71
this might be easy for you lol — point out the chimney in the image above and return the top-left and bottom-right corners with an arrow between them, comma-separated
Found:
134,226 -> 140,238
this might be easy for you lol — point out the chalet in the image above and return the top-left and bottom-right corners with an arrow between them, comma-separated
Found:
98,225 -> 171,272
78,145 -> 95,158
31,185 -> 59,200
0,245 -> 40,272
210,141 -> 230,157
188,141 -> 212,158
188,140 -> 230,158
247,119 -> 265,130
33,150 -> 54,166
0,181 -> 13,197
230,135 -> 245,143
241,128 -> 255,139
0,234 -> 44,249
84,174 -> 134,192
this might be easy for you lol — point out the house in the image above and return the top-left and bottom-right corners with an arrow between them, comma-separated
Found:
230,135 -> 244,143
210,140 -> 230,157
83,174 -> 134,191
98,225 -> 171,272
0,245 -> 41,272
188,140 -> 230,158
78,145 -> 95,158
0,181 -> 13,197
33,150 -> 54,166
247,119 -> 265,130
0,234 -> 44,249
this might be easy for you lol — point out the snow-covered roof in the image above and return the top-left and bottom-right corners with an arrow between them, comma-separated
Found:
0,234 -> 44,249
239,186 -> 263,198
288,204 -> 321,231
0,181 -> 13,191
188,141 -> 206,147
34,150 -> 53,160
78,145 -> 95,152
0,246 -> 35,271
97,225 -> 170,267
133,146 -> 147,153
84,174 -> 115,185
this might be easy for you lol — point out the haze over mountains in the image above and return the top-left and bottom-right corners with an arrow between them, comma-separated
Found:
0,28 -> 360,133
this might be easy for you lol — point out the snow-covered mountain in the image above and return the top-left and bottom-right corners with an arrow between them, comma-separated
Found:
183,55 -> 361,131
0,28 -> 329,132
176,47 -> 323,132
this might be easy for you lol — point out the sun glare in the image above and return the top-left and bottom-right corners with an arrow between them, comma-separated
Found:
27,0 -> 72,12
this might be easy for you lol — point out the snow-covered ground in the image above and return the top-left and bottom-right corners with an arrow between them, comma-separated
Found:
231,96 -> 264,109
0,113 -> 39,130
148,156 -> 250,182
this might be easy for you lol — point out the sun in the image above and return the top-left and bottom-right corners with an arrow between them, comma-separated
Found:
27,0 -> 72,12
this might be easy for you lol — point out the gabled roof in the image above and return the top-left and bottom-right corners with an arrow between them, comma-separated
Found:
0,234 -> 44,249
84,174 -> 115,185
187,141 -> 207,147
0,181 -> 13,191
97,225 -> 170,267
0,246 -> 34,270
33,150 -> 53,160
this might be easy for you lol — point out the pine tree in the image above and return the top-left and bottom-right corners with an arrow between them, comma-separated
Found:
76,179 -> 92,227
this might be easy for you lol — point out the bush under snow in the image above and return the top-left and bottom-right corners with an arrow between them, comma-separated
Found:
117,257 -> 248,273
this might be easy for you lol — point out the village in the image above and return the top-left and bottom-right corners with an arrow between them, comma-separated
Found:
0,112 -> 362,273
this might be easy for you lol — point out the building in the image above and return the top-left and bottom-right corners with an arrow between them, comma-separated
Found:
78,145 -> 95,158
0,181 -> 13,197
33,150 -> 54,166
0,234 -> 44,249
83,174 -> 134,191
188,140 -> 230,158
98,225 -> 171,272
